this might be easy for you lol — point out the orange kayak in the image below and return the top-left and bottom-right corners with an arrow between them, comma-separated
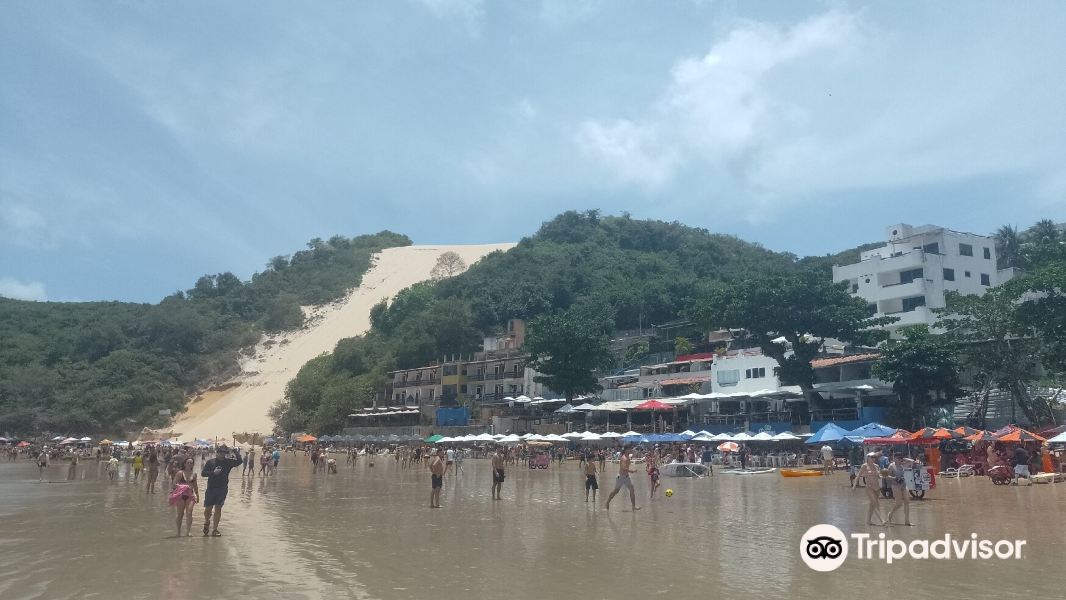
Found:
780,469 -> 824,477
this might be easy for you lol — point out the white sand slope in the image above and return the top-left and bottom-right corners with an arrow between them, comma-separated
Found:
172,243 -> 515,439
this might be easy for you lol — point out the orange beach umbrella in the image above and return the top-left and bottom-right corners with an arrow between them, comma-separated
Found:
996,428 -> 1046,443
295,434 -> 317,443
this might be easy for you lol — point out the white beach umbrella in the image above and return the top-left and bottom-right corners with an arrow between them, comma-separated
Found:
499,434 -> 522,444
599,431 -> 622,438
561,432 -> 583,439
731,432 -> 753,441
772,432 -> 801,441
691,433 -> 717,442
474,433 -> 496,442
520,433 -> 536,440
514,395 -> 532,403
696,430 -> 712,437
752,432 -> 775,441
680,430 -> 696,438
713,433 -> 732,441
621,430 -> 641,437
79,436 -> 92,442
526,434 -> 546,441
580,432 -> 602,441
544,434 -> 569,442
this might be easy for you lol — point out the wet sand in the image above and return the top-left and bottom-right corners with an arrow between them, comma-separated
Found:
1,457 -> 1063,600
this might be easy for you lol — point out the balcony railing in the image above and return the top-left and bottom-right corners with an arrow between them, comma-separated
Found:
393,377 -> 439,388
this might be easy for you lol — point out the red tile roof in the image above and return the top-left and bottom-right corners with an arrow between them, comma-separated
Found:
810,353 -> 881,369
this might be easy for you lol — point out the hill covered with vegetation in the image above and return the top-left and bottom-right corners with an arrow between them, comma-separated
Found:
0,232 -> 410,436
273,211 -> 811,433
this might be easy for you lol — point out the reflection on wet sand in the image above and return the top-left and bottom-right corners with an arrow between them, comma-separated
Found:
2,456 -> 1063,599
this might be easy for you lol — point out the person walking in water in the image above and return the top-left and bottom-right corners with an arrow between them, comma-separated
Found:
885,452 -> 915,526
821,444 -> 835,475
200,445 -> 243,537
244,447 -> 256,477
429,448 -> 446,508
646,448 -> 661,499
605,445 -> 640,511
171,458 -> 200,537
491,447 -> 505,500
132,451 -> 143,482
584,455 -> 599,502
852,452 -> 886,526
145,449 -> 160,494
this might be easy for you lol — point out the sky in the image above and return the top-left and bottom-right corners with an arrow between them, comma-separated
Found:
2,1 -> 1064,303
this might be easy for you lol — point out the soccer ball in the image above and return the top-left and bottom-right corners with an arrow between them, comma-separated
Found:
665,489 -> 673,497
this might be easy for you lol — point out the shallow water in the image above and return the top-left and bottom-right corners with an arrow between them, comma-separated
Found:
1,455 -> 1063,600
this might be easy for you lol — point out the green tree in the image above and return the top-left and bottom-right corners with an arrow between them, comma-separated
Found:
525,307 -> 616,401
674,337 -> 694,356
936,289 -> 1048,426
1011,264 -> 1066,375
622,341 -> 650,368
994,224 -> 1023,270
689,270 -> 894,408
872,326 -> 961,429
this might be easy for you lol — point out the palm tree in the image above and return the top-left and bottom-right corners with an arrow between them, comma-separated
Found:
994,224 -> 1022,270
1023,219 -> 1065,270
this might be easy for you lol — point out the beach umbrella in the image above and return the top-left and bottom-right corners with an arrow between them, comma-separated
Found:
53,436 -> 66,441
79,436 -> 92,442
544,434 -> 569,443
499,434 -> 522,444
1047,431 -> 1066,444
680,430 -> 696,438
772,432 -> 801,441
562,432 -> 584,439
621,430 -> 641,437
806,423 -> 851,445
0,437 -> 8,443
691,433 -> 716,442
635,400 -> 672,410
731,432 -> 753,441
908,427 -> 960,441
846,423 -> 897,438
572,403 -> 598,411
953,426 -> 980,437
717,441 -> 740,452
752,432 -> 775,441
60,437 -> 78,445
965,431 -> 998,443
996,428 -> 1046,443
424,434 -> 443,443
696,430 -> 712,437
580,432 -> 602,441
599,431 -> 622,439
554,404 -> 576,414
514,395 -> 532,403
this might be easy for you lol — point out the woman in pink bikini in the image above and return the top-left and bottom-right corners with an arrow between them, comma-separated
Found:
170,458 -> 200,537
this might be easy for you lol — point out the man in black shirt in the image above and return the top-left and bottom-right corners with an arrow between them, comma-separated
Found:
1012,445 -> 1030,485
201,445 -> 243,536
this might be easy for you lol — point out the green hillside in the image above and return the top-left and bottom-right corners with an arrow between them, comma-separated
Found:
273,211 -> 809,433
0,232 -> 410,436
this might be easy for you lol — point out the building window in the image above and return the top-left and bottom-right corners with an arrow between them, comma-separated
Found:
983,247 -> 991,260
475,386 -> 482,397
902,296 -> 926,312
745,367 -> 766,379
415,390 -> 420,401
980,273 -> 991,286
717,369 -> 740,386
922,242 -> 939,254
851,283 -> 858,293
428,389 -> 434,401
959,243 -> 973,257
964,270 -> 971,278
494,385 -> 504,396
866,303 -> 877,317
460,384 -> 467,394
943,268 -> 955,281
899,268 -> 923,285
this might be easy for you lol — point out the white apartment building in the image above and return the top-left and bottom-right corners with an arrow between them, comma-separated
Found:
710,349 -> 782,394
833,224 -> 1015,332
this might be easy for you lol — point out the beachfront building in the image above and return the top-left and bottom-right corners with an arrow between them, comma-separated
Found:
388,366 -> 439,408
832,223 -> 1015,334
600,352 -> 715,401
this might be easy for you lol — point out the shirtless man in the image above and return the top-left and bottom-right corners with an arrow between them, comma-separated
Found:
491,448 -> 505,500
605,445 -> 640,511
852,452 -> 886,526
584,456 -> 599,502
429,448 -> 446,508
37,450 -> 49,482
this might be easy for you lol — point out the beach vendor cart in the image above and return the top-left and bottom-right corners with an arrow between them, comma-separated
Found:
526,441 -> 551,469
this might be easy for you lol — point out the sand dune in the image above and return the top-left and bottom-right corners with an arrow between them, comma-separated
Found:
172,243 -> 515,439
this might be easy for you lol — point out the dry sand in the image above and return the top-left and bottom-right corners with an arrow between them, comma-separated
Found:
171,244 -> 515,439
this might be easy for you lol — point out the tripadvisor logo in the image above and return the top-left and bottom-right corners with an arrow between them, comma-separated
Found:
800,524 -> 1026,572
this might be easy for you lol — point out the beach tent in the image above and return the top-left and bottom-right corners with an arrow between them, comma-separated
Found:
680,430 -> 696,438
846,423 -> 897,438
996,427 -> 1046,443
1047,431 -> 1066,444
573,403 -> 598,411
554,404 -> 577,414
805,423 -> 851,445
621,431 -> 641,437
424,434 -> 444,443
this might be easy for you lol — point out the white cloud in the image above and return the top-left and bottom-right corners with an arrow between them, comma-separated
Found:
576,119 -> 679,188
416,0 -> 485,34
0,277 -> 47,301
576,10 -> 860,190
0,201 -> 55,249
517,98 -> 538,119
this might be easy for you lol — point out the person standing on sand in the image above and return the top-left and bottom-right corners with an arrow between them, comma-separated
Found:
821,444 -> 834,475
106,455 -> 119,480
605,445 -> 640,511
200,446 -> 243,537
885,452 -> 915,526
584,456 -> 599,502
146,449 -> 160,493
852,453 -> 886,526
646,448 -> 661,499
429,448 -> 446,508
171,458 -> 199,537
491,447 -> 505,500
598,449 -> 606,473
132,451 -> 143,482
